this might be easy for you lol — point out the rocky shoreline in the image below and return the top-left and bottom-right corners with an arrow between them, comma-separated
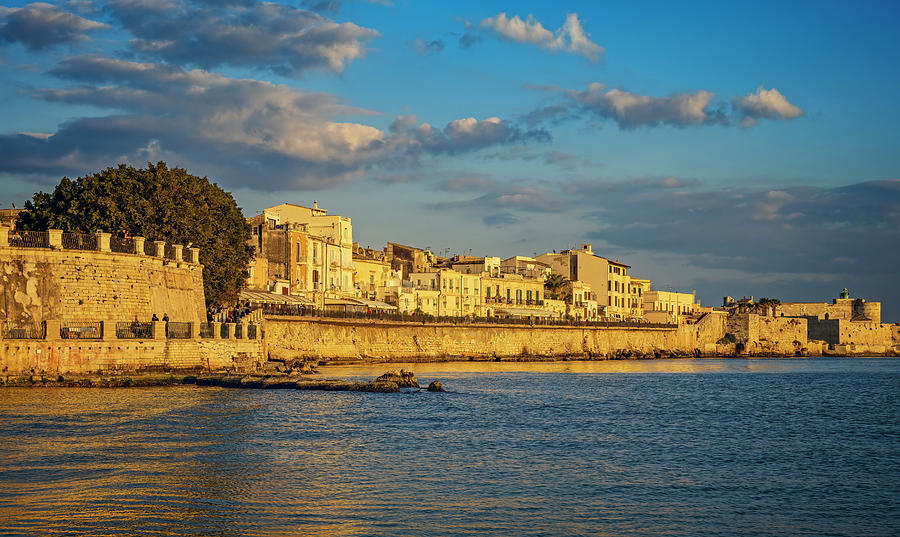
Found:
0,368 -> 446,392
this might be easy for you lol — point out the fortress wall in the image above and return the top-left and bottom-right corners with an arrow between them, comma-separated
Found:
261,317 -> 710,362
0,245 -> 205,325
1,336 -> 262,375
808,318 -> 840,345
838,321 -> 893,346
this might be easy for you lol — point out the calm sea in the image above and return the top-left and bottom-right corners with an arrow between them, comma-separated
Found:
1,358 -> 898,536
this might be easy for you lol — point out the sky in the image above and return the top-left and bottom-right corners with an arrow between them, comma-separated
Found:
1,0 -> 899,319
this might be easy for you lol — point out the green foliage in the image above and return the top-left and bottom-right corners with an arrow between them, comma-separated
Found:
544,273 -> 567,299
717,333 -> 738,345
18,162 -> 252,306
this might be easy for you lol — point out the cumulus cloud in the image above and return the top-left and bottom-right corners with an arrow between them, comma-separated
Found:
567,83 -> 722,129
392,115 -> 550,156
525,83 -> 801,130
732,87 -> 803,127
476,12 -> 602,61
0,56 -> 539,188
0,2 -> 108,50
103,0 -> 379,76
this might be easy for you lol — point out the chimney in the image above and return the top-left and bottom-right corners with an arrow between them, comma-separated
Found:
313,200 -> 318,210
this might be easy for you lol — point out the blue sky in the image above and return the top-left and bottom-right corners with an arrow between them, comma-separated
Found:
1,0 -> 899,318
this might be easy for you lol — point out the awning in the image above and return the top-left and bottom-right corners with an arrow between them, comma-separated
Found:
352,298 -> 398,310
324,298 -> 363,306
495,307 -> 556,318
240,290 -> 315,305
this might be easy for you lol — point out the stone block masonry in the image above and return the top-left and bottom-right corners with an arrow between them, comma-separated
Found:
1,321 -> 263,375
1,230 -> 205,324
261,313 -> 728,362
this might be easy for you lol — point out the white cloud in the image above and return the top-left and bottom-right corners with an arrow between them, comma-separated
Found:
0,56 -> 544,188
478,12 -> 602,61
105,0 -> 379,76
568,83 -> 719,128
733,87 -> 803,127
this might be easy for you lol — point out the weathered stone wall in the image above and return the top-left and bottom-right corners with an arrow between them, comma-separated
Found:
261,317 -> 716,362
0,246 -> 205,324
728,313 -> 808,354
838,321 -> 893,346
1,336 -> 262,375
808,318 -> 840,345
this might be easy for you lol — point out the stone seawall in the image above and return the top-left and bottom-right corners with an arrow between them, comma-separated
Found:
262,314 -> 728,362
2,336 -> 263,375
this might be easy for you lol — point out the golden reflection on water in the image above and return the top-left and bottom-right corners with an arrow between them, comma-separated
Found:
316,358 -> 808,378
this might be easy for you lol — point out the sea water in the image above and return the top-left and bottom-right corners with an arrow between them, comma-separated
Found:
1,358 -> 898,536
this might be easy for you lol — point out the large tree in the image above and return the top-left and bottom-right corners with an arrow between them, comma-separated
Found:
17,162 -> 252,306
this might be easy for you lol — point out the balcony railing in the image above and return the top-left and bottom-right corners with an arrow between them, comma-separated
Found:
198,322 -> 215,338
60,321 -> 102,339
116,322 -> 153,339
2,321 -> 45,339
61,232 -> 97,251
166,322 -> 191,339
110,236 -> 135,253
8,231 -> 49,248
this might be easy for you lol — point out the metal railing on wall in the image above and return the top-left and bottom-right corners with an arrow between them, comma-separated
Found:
110,237 -> 135,254
61,232 -> 97,251
198,322 -> 215,338
60,321 -> 102,339
257,304 -> 678,329
8,231 -> 49,248
116,321 -> 153,339
144,241 -> 157,256
166,322 -> 191,339
2,321 -> 46,339
164,244 -> 176,260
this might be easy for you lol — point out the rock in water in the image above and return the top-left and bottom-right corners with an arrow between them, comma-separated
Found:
427,381 -> 444,392
375,369 -> 419,388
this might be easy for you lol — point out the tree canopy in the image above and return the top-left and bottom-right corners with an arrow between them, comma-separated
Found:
17,162 -> 252,306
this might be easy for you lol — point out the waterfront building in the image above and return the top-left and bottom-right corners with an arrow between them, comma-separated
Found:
537,244 -> 632,320
500,256 -> 552,280
246,202 -> 356,305
627,277 -> 652,319
450,256 -> 501,277
643,290 -> 699,324
480,271 -> 553,319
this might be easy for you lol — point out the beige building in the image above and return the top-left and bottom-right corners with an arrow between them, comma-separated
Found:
563,280 -> 599,320
481,272 -> 551,318
500,256 -> 551,280
246,202 -> 356,305
627,277 -> 652,319
451,256 -> 501,277
537,244 -> 632,320
643,290 -> 699,324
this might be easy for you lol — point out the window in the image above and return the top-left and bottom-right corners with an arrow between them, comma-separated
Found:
312,270 -> 319,290
486,287 -> 492,298
608,281 -> 612,291
312,243 -> 318,262
369,274 -> 375,285
296,243 -> 301,262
